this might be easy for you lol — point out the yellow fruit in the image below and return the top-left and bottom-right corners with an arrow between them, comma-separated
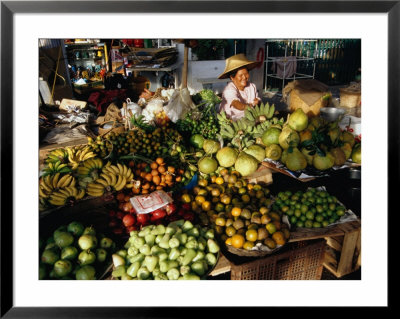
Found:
245,229 -> 258,242
215,176 -> 224,185
215,217 -> 226,227
225,226 -> 236,237
265,222 -> 277,235
225,237 -> 232,246
231,207 -> 242,217
232,219 -> 244,230
259,207 -> 269,215
268,212 -> 281,222
282,228 -> 291,240
257,228 -> 269,241
231,234 -> 245,249
181,194 -> 191,203
201,200 -> 211,211
195,195 -> 206,205
198,179 -> 208,187
264,238 -> 277,249
240,209 -> 252,220
272,231 -> 286,246
243,241 -> 255,250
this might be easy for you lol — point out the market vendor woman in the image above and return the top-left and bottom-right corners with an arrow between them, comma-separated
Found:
218,53 -> 261,120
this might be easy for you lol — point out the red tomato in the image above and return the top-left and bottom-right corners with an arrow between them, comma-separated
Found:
136,213 -> 150,225
183,211 -> 195,221
165,203 -> 177,215
122,214 -> 136,227
151,209 -> 166,220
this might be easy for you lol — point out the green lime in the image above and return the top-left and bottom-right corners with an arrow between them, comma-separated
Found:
304,220 -> 313,228
305,211 -> 314,220
296,220 -> 305,228
322,220 -> 329,227
290,216 -> 297,225
300,215 -> 307,222
286,209 -> 294,216
312,221 -> 322,228
301,204 -> 308,214
327,210 -> 333,217
281,205 -> 289,213
316,205 -> 324,213
336,207 -> 346,216
315,214 -> 324,222
294,209 -> 302,218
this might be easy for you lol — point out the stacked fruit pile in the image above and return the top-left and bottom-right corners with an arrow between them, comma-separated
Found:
89,124 -> 185,160
273,188 -> 347,228
176,168 -> 289,253
111,219 -> 220,280
261,108 -> 361,172
39,221 -> 116,280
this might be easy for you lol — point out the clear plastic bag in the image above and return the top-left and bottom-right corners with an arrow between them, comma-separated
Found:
121,98 -> 142,119
164,88 -> 196,123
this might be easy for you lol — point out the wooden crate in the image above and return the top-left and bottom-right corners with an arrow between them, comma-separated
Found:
230,240 -> 326,280
323,219 -> 361,278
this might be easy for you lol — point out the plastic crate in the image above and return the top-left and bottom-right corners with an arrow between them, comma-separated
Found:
230,239 -> 326,280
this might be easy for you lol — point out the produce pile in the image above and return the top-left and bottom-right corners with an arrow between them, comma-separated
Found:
111,219 -> 220,280
39,88 -> 361,280
272,188 -> 348,229
175,168 -> 290,253
39,221 -> 116,280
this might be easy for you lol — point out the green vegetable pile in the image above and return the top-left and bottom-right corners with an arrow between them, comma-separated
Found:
176,89 -> 221,140
111,219 -> 220,280
39,221 -> 116,280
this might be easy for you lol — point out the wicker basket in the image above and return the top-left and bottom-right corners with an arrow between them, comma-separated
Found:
230,239 -> 326,280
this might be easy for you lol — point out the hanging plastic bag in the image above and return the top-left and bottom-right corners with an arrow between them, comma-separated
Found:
164,88 -> 196,123
141,99 -> 164,124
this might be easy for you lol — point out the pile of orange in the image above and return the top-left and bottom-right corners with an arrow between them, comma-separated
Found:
126,158 -> 183,195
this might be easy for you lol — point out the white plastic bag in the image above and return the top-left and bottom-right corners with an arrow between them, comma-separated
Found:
141,99 -> 164,123
129,190 -> 173,214
121,98 -> 142,119
164,88 -> 196,123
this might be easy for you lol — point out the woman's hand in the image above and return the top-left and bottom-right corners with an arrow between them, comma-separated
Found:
251,98 -> 260,106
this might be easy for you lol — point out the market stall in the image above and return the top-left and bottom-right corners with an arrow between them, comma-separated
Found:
38,38 -> 361,281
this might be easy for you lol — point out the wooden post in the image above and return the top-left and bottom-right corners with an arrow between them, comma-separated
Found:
182,45 -> 189,88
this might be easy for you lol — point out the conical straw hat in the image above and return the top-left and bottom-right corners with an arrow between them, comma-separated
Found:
217,53 -> 258,79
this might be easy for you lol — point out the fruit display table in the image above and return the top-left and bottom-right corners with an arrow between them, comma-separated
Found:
209,219 -> 361,279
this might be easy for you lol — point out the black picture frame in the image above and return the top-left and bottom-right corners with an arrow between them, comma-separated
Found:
1,1 -> 396,317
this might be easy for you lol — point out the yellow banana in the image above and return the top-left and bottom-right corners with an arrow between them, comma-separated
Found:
100,173 -> 112,185
56,174 -> 69,188
95,158 -> 103,169
57,188 -> 71,197
122,164 -> 128,177
50,193 -> 68,202
87,182 -> 105,191
117,163 -> 124,175
40,177 -> 53,193
52,172 -> 60,189
39,187 -> 49,198
49,199 -> 66,206
114,175 -> 126,191
59,175 -> 72,188
96,178 -> 109,188
76,189 -> 85,200
67,186 -> 78,197
108,165 -> 120,175
77,166 -> 90,176
69,178 -> 76,187
108,172 -> 117,186
82,151 -> 95,161
87,188 -> 104,197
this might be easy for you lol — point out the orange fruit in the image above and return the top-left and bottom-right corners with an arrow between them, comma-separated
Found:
152,175 -> 161,185
272,231 -> 286,245
155,157 -> 164,165
215,176 -> 224,185
167,166 -> 176,174
220,168 -> 229,176
201,201 -> 211,211
231,207 -> 242,217
195,195 -> 206,205
198,179 -> 208,187
157,166 -> 166,174
231,234 -> 245,249
245,229 -> 258,242
225,237 -> 232,246
151,169 -> 159,176
181,194 -> 191,203
150,162 -> 158,170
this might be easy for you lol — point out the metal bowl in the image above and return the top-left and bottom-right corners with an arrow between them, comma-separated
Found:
320,107 -> 346,122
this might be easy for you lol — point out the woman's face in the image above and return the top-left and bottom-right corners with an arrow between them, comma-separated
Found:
231,68 -> 250,90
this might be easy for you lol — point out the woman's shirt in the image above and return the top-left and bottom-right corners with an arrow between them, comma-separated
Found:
219,82 -> 260,120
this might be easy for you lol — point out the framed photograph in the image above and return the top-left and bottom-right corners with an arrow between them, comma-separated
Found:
1,0 -> 396,317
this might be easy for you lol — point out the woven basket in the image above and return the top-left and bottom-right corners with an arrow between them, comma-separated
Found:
98,121 -> 125,137
289,89 -> 329,117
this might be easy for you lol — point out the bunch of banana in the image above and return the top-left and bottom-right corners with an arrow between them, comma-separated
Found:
76,157 -> 103,177
45,148 -> 69,164
66,145 -> 97,170
86,162 -> 134,197
39,172 -> 76,199
244,102 -> 276,123
231,133 -> 255,150
47,186 -> 85,206
219,117 -> 254,140
42,161 -> 72,177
